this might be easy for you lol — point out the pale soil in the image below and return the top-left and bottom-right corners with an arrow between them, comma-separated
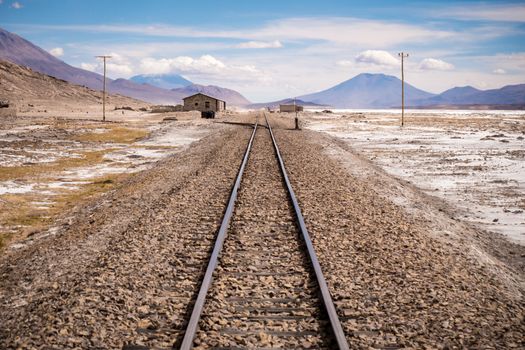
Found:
303,110 -> 525,245
0,112 -> 523,349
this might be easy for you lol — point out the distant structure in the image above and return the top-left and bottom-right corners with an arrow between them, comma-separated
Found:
0,99 -> 16,117
183,93 -> 226,112
150,105 -> 183,113
280,104 -> 303,113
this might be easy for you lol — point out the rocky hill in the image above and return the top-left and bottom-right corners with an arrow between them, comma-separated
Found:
0,60 -> 146,111
0,28 -> 105,91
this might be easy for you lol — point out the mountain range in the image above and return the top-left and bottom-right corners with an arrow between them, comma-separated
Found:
415,84 -> 525,107
1,27 -> 523,109
299,74 -> 525,108
0,27 -> 251,106
254,74 -> 525,109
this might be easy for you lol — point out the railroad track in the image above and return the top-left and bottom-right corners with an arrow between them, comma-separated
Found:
177,113 -> 349,349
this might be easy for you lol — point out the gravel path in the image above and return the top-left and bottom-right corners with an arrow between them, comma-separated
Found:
0,124 -> 252,348
191,121 -> 334,348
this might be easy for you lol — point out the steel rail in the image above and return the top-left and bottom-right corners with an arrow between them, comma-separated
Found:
179,120 -> 259,350
264,113 -> 350,350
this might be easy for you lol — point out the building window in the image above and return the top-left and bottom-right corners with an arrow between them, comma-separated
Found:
195,102 -> 198,106
205,101 -> 210,109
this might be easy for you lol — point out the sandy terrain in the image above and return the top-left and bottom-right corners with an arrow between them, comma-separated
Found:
302,109 -> 525,245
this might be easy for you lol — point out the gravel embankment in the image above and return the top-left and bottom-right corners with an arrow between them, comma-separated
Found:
192,124 -> 334,348
0,123 -> 252,349
273,117 -> 524,349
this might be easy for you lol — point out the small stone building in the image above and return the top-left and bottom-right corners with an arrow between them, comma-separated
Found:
183,93 -> 226,112
280,104 -> 303,113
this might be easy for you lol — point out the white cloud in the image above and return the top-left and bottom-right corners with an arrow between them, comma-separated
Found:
80,62 -> 97,72
106,63 -> 133,76
454,53 -> 525,74
441,4 -> 525,22
49,47 -> 64,57
236,40 -> 283,49
253,18 -> 457,47
77,52 -> 269,85
139,55 -> 225,75
493,68 -> 506,74
336,60 -> 353,67
419,58 -> 454,71
100,53 -> 133,76
138,54 -> 263,80
22,18 -> 458,48
11,1 -> 22,9
355,50 -> 398,67
496,53 -> 525,70
102,52 -> 130,66
67,41 -> 231,59
80,53 -> 133,77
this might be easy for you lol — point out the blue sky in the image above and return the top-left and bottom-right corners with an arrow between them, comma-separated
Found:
1,0 -> 525,101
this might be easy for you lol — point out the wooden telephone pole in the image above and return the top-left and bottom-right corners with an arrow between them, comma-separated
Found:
96,55 -> 112,122
398,52 -> 408,127
294,97 -> 299,130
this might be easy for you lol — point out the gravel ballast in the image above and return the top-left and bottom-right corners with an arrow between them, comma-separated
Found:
191,122 -> 335,348
0,124 -> 252,348
272,116 -> 524,349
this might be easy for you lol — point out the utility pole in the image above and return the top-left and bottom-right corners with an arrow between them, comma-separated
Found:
294,97 -> 299,130
96,55 -> 112,122
398,52 -> 408,127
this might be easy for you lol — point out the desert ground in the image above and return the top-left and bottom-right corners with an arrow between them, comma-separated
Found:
303,109 -> 525,246
0,108 -> 523,348
0,108 -> 228,249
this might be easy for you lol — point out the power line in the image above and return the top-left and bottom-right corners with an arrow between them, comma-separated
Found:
95,55 -> 112,122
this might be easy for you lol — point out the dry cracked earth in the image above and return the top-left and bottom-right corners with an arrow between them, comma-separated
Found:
0,113 -> 523,349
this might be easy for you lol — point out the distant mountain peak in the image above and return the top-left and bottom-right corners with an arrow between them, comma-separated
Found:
298,72 -> 434,108
447,85 -> 479,92
130,73 -> 193,89
355,72 -> 387,78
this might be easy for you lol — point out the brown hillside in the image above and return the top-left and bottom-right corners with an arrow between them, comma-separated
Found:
0,60 -> 149,115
